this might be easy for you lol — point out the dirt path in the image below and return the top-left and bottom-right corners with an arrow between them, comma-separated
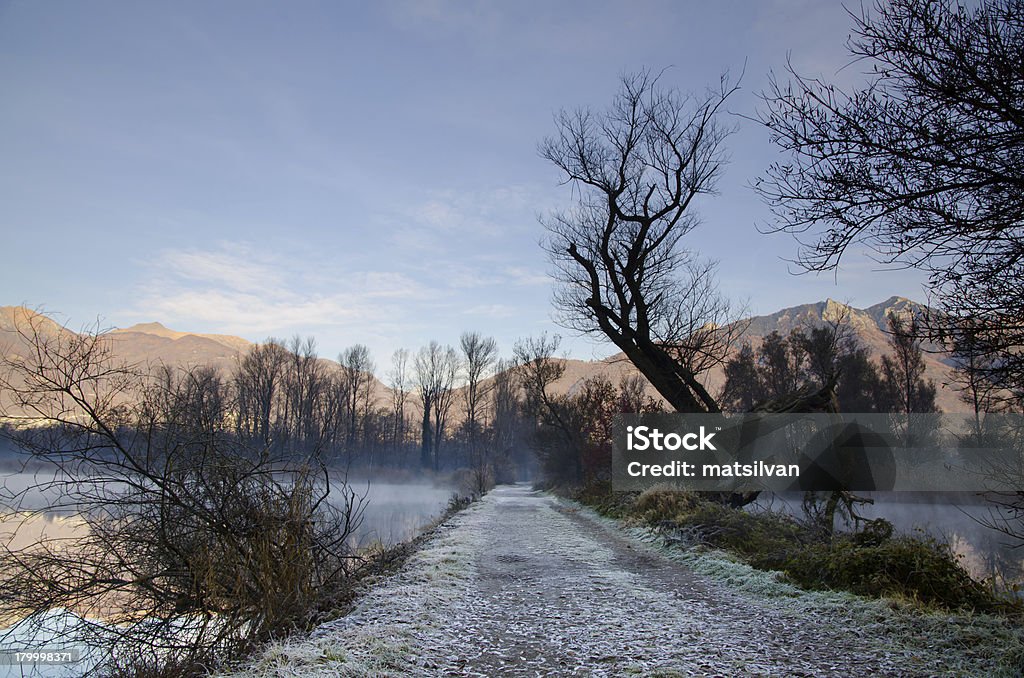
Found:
227,485 -> 989,677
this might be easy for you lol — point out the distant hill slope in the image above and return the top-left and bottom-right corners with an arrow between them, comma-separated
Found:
105,322 -> 251,372
1,298 -> 968,416
576,296 -> 963,414
0,307 -> 394,418
111,322 -> 253,353
1,308 -> 252,370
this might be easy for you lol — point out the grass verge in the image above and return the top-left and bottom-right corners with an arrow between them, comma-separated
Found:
574,483 -> 1020,614
571,483 -> 1024,676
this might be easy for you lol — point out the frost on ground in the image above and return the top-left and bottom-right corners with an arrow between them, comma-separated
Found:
219,485 -> 1022,677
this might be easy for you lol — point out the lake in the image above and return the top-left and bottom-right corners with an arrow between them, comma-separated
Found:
0,473 -> 455,677
0,471 -> 455,550
337,479 -> 456,547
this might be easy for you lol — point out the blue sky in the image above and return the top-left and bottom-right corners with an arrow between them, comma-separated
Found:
0,1 -> 929,363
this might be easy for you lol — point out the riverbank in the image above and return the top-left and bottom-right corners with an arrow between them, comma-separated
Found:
217,485 -> 1023,677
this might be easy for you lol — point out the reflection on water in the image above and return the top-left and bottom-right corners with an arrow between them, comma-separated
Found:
1,472 -> 454,554
759,492 -> 1024,594
856,496 -> 1024,594
0,512 -> 87,553
0,474 -> 456,676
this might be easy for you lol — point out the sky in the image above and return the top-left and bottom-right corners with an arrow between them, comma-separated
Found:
0,0 -> 930,364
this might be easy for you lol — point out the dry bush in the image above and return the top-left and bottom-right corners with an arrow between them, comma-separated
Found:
0,313 -> 365,676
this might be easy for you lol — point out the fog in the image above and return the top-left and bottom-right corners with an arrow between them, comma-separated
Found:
333,479 -> 455,547
0,470 -> 455,552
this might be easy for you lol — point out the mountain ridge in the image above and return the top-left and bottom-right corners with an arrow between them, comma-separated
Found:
1,298 -> 967,414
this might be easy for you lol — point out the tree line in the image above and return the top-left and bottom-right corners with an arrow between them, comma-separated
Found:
721,312 -> 937,418
199,331 -> 536,485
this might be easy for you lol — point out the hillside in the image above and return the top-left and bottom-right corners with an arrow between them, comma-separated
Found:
0,298 -> 968,417
576,296 -> 964,414
105,322 -> 251,373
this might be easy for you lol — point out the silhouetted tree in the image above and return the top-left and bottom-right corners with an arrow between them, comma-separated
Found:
616,373 -> 650,414
880,313 -> 938,415
338,344 -> 375,456
790,315 -> 886,412
947,318 -> 1017,445
513,335 -> 580,486
234,339 -> 288,447
757,0 -> 1024,395
281,336 -> 329,452
719,343 -> 766,412
387,348 -> 412,463
414,341 -> 459,471
541,70 -> 744,413
0,312 -> 364,675
834,347 -> 885,413
759,331 -> 804,400
460,332 -> 498,494
879,312 -> 939,455
721,320 -> 885,414
491,358 -> 530,482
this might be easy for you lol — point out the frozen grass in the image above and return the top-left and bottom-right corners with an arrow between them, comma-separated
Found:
216,499 -> 489,677
595,505 -> 1024,677
219,488 -> 1024,677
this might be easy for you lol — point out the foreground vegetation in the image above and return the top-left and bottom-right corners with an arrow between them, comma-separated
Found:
576,484 -> 1022,615
0,310 -> 490,677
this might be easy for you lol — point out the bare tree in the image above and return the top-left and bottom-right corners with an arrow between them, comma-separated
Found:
414,341 -> 459,471
514,335 -> 565,424
431,346 -> 459,472
756,0 -> 1024,396
948,319 -> 1014,447
0,312 -> 364,675
280,336 -> 329,453
541,70 -> 743,413
880,313 -> 939,416
514,335 -> 633,486
234,338 -> 288,447
491,358 -> 526,480
617,373 -> 649,414
338,344 -> 376,456
460,332 -> 498,494
878,312 -> 939,456
513,334 -> 577,484
387,348 -> 412,462
460,332 -> 498,436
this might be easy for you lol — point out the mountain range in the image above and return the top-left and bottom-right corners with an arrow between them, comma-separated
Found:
0,297 -> 966,416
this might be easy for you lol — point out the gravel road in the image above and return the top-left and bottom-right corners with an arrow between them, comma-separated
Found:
225,484 -> 1009,677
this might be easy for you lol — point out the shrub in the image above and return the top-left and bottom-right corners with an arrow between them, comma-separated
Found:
633,486 -> 702,524
643,495 -> 806,570
784,534 -> 1007,612
576,482 -> 1018,613
0,319 -> 366,676
572,481 -> 637,519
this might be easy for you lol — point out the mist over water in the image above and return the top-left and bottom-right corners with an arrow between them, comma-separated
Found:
0,473 -> 458,676
0,470 -> 456,552
334,480 -> 455,548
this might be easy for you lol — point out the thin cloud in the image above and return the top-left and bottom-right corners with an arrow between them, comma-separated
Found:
125,243 -> 429,337
139,289 -> 358,333
159,246 -> 282,293
501,266 -> 549,287
397,185 -> 542,242
461,303 -> 518,319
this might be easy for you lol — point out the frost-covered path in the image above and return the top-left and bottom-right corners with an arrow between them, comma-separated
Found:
228,485 -> 987,677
